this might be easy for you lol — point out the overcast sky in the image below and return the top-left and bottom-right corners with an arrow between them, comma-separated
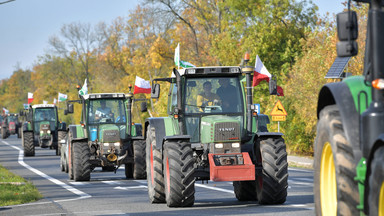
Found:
0,0 -> 345,81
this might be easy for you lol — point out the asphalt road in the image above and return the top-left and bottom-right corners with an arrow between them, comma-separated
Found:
0,135 -> 315,216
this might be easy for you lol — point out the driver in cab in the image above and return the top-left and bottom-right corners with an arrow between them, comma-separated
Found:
95,100 -> 113,121
196,81 -> 221,112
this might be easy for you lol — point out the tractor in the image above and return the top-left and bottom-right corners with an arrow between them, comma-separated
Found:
314,0 -> 384,215
22,104 -> 67,156
1,113 -> 22,139
62,89 -> 146,181
143,57 -> 288,207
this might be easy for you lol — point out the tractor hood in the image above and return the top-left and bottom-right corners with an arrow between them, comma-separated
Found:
98,124 -> 120,143
200,115 -> 242,143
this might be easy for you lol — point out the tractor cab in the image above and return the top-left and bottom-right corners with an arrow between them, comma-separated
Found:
170,67 -> 246,144
83,93 -> 130,142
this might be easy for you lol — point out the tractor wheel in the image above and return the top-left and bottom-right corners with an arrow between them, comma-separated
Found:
368,146 -> 384,216
146,126 -> 165,203
255,136 -> 288,204
72,142 -> 91,181
60,147 -> 66,172
17,127 -> 21,139
57,131 -> 67,156
133,139 -> 146,179
23,132 -> 35,156
233,181 -> 257,201
163,140 -> 195,207
1,127 -> 6,139
314,105 -> 359,216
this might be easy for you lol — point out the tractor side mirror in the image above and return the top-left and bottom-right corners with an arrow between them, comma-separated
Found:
140,102 -> 148,112
269,77 -> 277,95
336,11 -> 358,57
151,83 -> 160,99
65,104 -> 74,115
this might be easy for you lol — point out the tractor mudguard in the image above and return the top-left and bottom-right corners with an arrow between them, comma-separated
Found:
145,117 -> 179,150
22,122 -> 33,132
164,135 -> 191,142
317,81 -> 364,163
256,132 -> 284,138
68,125 -> 86,141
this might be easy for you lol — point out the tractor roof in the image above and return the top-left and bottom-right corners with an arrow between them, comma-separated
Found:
176,66 -> 242,77
82,93 -> 126,100
32,104 -> 56,109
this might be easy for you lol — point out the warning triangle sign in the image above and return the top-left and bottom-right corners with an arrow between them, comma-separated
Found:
270,100 -> 287,116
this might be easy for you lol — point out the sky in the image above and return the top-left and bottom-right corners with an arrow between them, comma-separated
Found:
0,0 -> 346,81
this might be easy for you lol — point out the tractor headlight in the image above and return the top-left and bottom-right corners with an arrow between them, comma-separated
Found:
215,143 -> 224,149
103,143 -> 109,146
47,130 -> 51,134
114,142 -> 120,147
40,131 -> 44,134
231,143 -> 240,148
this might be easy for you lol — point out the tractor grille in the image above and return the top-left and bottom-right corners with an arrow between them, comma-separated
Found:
102,130 -> 120,143
40,124 -> 50,132
214,122 -> 240,142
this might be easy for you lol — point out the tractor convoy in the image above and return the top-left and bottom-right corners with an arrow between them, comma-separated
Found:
314,0 -> 384,215
6,1 -> 384,211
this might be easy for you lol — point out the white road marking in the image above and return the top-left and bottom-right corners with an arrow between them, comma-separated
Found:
102,180 -> 122,185
288,180 -> 313,186
195,183 -> 234,194
68,181 -> 89,186
1,140 -> 91,202
114,185 -> 148,190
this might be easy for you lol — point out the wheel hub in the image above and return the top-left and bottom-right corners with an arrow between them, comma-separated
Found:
320,142 -> 337,216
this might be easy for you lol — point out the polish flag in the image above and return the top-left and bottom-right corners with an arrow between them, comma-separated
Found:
28,92 -> 34,104
252,55 -> 284,96
133,76 -> 151,94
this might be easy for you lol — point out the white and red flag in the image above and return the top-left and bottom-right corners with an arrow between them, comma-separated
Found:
28,92 -> 34,104
133,76 -> 151,94
252,55 -> 284,96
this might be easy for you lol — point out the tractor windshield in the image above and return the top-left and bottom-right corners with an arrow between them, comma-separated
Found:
34,108 -> 57,132
88,99 -> 126,124
184,77 -> 243,114
183,76 -> 244,143
8,116 -> 18,122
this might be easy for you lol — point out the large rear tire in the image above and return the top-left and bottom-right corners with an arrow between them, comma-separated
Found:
163,140 -> 195,207
133,139 -> 146,179
23,132 -> 35,157
255,136 -> 288,204
233,181 -> 257,201
125,163 -> 133,178
146,126 -> 165,203
368,146 -> 384,216
17,127 -> 21,139
57,131 -> 67,156
73,142 -> 91,181
314,105 -> 359,216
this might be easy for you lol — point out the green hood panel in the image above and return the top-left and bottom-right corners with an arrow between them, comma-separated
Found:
343,76 -> 372,114
200,115 -> 242,143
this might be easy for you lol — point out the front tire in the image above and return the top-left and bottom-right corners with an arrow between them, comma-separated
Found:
72,142 -> 91,181
133,139 -> 146,179
163,140 -> 195,207
255,137 -> 288,204
1,127 -> 6,139
314,105 -> 359,216
57,131 -> 67,156
367,146 -> 384,216
146,126 -> 165,203
23,132 -> 35,156
233,181 -> 257,201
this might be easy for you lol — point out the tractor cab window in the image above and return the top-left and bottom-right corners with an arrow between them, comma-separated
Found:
184,77 -> 243,114
34,108 -> 57,131
168,84 -> 178,114
88,99 -> 127,124
8,115 -> 18,122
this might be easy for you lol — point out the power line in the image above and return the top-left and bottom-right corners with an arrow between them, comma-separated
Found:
0,0 -> 15,5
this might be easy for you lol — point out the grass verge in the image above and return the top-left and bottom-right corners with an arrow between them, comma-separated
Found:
0,164 -> 42,206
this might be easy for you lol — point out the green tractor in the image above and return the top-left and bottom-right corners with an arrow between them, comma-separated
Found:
314,0 -> 384,215
143,59 -> 288,207
22,104 -> 67,156
62,90 -> 146,181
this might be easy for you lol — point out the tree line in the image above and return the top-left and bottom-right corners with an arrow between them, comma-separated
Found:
0,0 -> 368,155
